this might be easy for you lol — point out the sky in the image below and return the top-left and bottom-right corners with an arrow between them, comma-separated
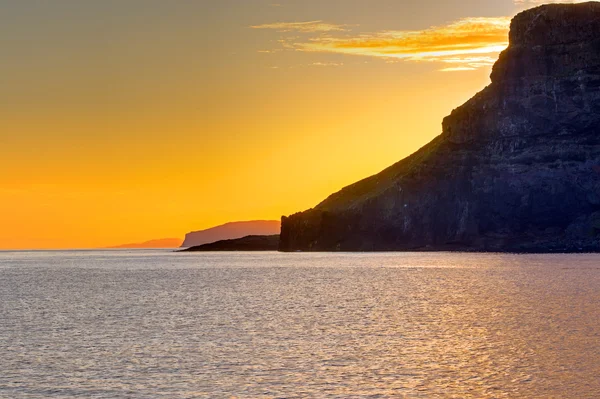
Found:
0,0 -> 588,249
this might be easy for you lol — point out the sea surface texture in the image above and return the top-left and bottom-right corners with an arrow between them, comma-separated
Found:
1,250 -> 599,398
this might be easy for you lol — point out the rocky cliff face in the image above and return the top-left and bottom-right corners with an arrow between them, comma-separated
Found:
280,3 -> 600,252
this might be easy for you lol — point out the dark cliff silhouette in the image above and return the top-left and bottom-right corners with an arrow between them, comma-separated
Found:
182,220 -> 280,248
280,3 -> 600,253
182,235 -> 280,252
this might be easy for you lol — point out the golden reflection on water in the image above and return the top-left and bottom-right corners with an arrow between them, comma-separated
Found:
0,251 -> 599,398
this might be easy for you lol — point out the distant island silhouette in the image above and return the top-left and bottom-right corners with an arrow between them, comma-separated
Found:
280,3 -> 600,253
107,238 -> 183,249
182,220 -> 280,248
181,235 -> 280,252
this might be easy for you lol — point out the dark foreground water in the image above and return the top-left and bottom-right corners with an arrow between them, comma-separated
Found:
1,251 -> 599,398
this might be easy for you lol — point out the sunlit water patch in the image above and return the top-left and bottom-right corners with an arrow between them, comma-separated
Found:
1,250 -> 599,398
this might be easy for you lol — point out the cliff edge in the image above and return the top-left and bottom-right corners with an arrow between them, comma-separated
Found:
280,3 -> 600,252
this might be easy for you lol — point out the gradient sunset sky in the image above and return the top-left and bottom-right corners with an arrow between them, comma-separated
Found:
0,0 -> 587,249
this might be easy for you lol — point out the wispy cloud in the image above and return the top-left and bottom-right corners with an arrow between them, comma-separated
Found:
292,17 -> 510,71
251,21 -> 349,33
439,67 -> 479,72
310,62 -> 344,67
253,17 -> 512,71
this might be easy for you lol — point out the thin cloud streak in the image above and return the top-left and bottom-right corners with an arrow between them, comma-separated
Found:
251,21 -> 349,33
289,17 -> 511,71
440,67 -> 478,72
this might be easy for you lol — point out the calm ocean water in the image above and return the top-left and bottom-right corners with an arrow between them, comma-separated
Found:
1,250 -> 599,398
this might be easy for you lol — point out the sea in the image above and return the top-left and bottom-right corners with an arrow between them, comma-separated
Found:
1,250 -> 599,398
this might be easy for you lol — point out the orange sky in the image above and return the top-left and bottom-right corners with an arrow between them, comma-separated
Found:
0,0 -> 587,249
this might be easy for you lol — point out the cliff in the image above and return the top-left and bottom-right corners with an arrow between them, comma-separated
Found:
182,220 -> 280,247
181,235 -> 280,252
280,2 -> 600,253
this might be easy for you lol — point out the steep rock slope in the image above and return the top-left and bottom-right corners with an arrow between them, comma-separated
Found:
280,3 -> 600,252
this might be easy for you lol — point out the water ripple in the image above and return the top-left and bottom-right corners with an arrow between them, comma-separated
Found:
0,251 -> 599,398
